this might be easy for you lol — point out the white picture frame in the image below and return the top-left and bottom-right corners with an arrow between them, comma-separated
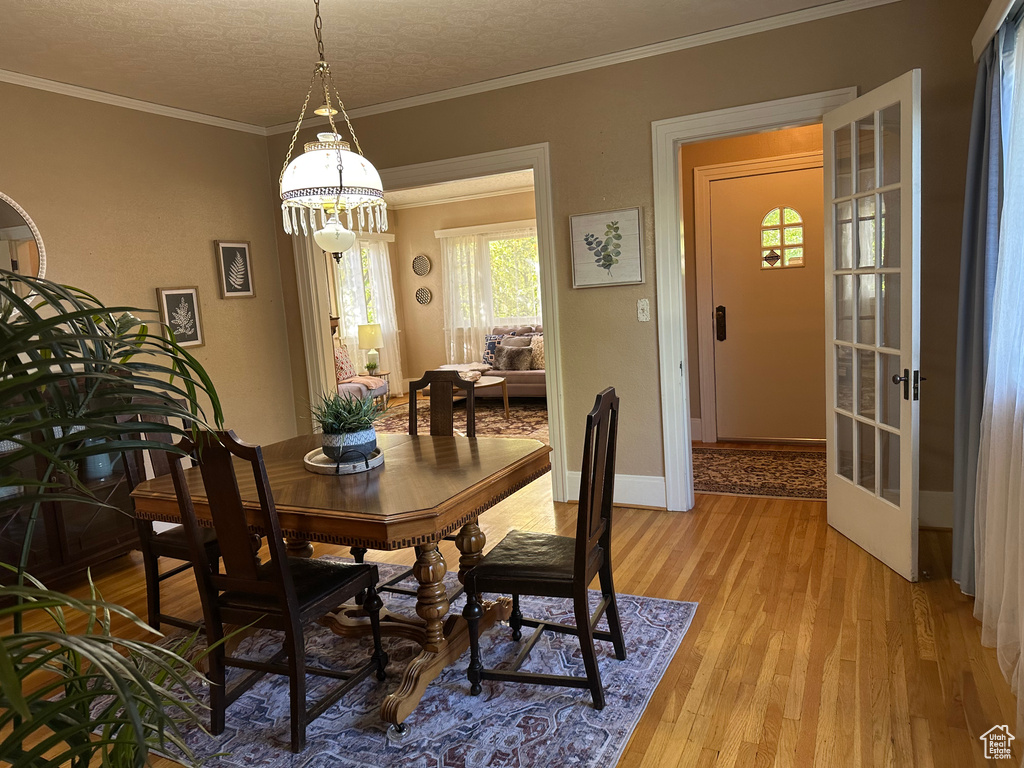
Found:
570,207 -> 644,288
157,286 -> 204,348
215,240 -> 254,298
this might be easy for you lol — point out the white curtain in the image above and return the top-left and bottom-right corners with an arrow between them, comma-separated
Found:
332,238 -> 405,395
440,227 -> 539,364
974,21 -> 1024,736
441,234 -> 494,364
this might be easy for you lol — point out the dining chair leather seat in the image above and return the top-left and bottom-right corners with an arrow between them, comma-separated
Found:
221,558 -> 374,612
465,530 -> 603,592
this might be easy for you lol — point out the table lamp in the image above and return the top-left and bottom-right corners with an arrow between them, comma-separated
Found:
358,323 -> 384,371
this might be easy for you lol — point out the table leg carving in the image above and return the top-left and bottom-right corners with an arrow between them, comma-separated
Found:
285,537 -> 314,558
454,521 -> 485,584
413,544 -> 448,652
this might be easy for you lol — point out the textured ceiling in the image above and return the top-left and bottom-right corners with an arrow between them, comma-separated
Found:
0,0 -> 844,127
384,170 -> 534,207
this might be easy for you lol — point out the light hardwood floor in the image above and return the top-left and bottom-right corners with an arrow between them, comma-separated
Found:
16,478 -> 1017,766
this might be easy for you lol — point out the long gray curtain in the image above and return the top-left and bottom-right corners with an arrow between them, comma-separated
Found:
953,37 -> 1006,595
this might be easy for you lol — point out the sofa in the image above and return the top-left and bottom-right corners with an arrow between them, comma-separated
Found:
482,324 -> 545,398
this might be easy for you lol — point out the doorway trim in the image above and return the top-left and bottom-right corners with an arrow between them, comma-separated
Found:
651,87 -> 856,511
693,151 -> 824,443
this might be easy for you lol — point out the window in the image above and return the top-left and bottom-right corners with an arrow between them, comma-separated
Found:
761,206 -> 805,269
486,234 -> 541,323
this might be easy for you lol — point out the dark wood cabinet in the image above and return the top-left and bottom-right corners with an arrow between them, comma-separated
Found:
0,441 -> 138,585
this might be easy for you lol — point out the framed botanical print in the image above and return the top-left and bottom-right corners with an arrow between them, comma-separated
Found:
215,240 -> 254,298
157,286 -> 204,347
570,207 -> 644,288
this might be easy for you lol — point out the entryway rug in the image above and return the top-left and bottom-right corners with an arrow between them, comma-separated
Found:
692,447 -> 827,500
171,559 -> 696,767
376,399 -> 549,444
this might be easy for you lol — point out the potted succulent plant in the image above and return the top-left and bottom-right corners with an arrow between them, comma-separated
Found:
310,392 -> 384,462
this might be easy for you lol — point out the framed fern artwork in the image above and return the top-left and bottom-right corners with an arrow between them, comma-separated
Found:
156,286 -> 204,347
569,207 -> 644,288
215,240 -> 255,298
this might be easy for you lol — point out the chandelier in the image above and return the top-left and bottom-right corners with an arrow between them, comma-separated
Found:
279,0 -> 387,257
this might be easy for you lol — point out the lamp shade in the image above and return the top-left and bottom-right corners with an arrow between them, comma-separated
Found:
358,323 -> 383,350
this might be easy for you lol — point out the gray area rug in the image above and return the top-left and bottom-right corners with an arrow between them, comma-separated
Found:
171,558 -> 696,767
692,447 -> 827,499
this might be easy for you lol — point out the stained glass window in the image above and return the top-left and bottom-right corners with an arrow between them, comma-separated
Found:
761,207 -> 805,269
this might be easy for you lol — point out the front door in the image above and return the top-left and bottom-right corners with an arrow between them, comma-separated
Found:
823,70 -> 921,581
710,166 -> 826,441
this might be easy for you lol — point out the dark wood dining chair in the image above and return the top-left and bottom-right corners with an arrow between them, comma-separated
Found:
168,429 -> 389,753
407,369 -> 476,437
462,387 -> 626,709
118,412 -> 220,632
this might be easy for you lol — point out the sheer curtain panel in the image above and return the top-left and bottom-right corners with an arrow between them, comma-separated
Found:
441,234 -> 494,364
365,240 -> 405,395
974,20 -> 1024,735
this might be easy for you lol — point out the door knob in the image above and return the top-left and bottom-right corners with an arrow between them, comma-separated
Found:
893,368 -> 910,400
891,373 -> 908,384
715,305 -> 727,342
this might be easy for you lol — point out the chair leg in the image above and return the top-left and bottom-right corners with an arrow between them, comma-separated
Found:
510,594 -> 523,641
574,586 -> 605,710
286,627 -> 307,753
142,554 -> 162,631
599,562 -> 627,661
351,547 -> 368,563
363,586 -> 389,680
463,591 -> 484,695
206,626 -> 227,735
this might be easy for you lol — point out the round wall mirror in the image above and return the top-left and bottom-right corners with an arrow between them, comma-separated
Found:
0,191 -> 47,296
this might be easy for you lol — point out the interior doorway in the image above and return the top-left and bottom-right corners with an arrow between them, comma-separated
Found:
691,143 -> 825,444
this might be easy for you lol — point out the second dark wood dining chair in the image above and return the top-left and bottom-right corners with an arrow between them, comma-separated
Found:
119,412 -> 220,632
407,369 -> 476,437
169,429 -> 389,753
462,387 -> 627,709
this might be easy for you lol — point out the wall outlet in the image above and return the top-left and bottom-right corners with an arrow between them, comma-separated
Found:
637,298 -> 650,322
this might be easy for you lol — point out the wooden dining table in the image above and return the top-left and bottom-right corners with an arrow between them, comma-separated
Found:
130,431 -> 552,728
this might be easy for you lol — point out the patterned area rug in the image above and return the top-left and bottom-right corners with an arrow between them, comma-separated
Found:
692,447 -> 827,499
171,559 -> 695,767
376,398 -> 549,444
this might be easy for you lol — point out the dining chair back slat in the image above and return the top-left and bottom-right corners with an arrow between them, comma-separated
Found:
407,370 -> 476,437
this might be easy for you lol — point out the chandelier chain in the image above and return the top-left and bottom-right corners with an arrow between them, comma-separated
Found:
327,70 -> 364,156
313,0 -> 325,61
279,67 -> 319,187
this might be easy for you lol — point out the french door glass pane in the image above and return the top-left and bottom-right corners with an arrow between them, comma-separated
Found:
837,414 -> 854,480
879,353 -> 902,429
836,275 -> 854,341
835,125 -> 853,198
836,345 -> 853,412
880,429 -> 900,505
856,115 -> 877,192
880,103 -> 901,187
858,421 -> 876,492
857,349 -> 875,418
880,190 -> 901,267
880,273 -> 901,349
836,200 -> 853,269
857,274 -> 876,344
857,195 -> 876,267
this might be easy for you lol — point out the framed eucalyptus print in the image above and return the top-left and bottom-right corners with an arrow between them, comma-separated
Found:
157,286 -> 204,348
215,240 -> 254,298
570,207 -> 644,288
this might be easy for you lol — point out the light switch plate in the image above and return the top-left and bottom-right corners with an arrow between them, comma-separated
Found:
637,298 -> 650,322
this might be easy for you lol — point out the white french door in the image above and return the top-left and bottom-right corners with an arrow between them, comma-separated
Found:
823,70 -> 921,582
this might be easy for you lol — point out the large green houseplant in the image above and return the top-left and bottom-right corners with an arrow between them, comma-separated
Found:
0,271 -> 224,767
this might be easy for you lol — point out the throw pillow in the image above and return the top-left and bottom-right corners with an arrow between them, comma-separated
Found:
530,335 -> 545,370
500,336 -> 532,347
494,345 -> 533,371
334,344 -> 356,383
483,332 -> 514,365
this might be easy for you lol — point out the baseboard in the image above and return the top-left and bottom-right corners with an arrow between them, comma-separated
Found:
920,490 -> 953,529
566,471 -> 667,509
690,418 -> 702,439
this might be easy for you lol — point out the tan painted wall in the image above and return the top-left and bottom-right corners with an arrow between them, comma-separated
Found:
679,125 -> 824,419
267,0 -> 980,489
390,192 -> 537,381
0,81 -> 298,444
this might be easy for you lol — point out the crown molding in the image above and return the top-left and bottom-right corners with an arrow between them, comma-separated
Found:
265,0 -> 901,134
1,0 -> 900,136
434,219 -> 537,239
0,68 -> 267,135
387,185 -> 535,210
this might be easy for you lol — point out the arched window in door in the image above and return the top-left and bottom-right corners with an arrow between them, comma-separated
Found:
761,206 -> 805,269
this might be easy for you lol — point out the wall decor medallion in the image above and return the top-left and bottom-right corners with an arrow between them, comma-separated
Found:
215,240 -> 255,298
157,286 -> 204,347
412,253 -> 432,276
570,207 -> 644,288
415,287 -> 432,305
